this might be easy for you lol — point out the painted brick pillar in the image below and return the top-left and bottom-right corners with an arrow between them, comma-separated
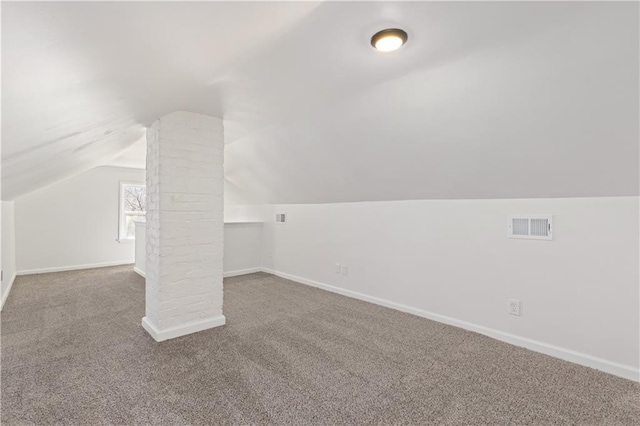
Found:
142,111 -> 225,342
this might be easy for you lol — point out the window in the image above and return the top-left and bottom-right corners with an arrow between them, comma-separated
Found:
119,182 -> 146,240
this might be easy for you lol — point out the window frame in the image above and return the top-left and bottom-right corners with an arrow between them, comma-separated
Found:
118,181 -> 146,242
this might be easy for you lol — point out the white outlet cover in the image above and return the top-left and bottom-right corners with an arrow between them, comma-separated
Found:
508,299 -> 521,316
341,265 -> 348,276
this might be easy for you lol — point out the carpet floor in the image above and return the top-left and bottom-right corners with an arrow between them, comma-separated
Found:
1,265 -> 638,425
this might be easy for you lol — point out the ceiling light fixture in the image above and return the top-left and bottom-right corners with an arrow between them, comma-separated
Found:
371,28 -> 408,52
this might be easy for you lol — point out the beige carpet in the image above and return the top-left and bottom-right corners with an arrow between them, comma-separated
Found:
1,265 -> 639,425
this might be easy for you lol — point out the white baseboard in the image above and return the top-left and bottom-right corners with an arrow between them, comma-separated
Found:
17,261 -> 134,276
262,268 -> 639,382
133,267 -> 259,279
1,273 -> 17,311
141,315 -> 226,342
224,267 -> 262,278
134,267 -> 259,279
18,264 -> 262,280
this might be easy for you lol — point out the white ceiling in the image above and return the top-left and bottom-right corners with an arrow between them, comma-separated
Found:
1,1 -> 319,199
3,1 -> 638,202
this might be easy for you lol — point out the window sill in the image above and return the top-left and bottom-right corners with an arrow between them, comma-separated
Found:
117,238 -> 135,244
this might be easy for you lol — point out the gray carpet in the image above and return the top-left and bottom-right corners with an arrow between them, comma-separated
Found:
1,266 -> 638,425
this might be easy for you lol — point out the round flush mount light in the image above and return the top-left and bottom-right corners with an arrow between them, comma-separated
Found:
371,28 -> 408,52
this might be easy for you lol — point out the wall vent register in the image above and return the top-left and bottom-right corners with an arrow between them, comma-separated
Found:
276,213 -> 287,224
508,215 -> 553,240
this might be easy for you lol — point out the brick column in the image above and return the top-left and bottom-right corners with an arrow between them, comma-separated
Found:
142,111 -> 225,342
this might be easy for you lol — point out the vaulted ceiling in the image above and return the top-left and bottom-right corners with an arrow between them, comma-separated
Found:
2,1 -> 638,202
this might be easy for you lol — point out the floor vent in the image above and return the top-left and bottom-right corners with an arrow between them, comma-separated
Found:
508,215 -> 553,240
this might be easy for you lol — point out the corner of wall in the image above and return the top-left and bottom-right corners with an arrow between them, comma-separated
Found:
1,200 -> 17,310
1,272 -> 16,311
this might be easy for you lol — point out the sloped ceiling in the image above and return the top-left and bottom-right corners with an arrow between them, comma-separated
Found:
3,1 -> 638,202
1,1 -> 319,199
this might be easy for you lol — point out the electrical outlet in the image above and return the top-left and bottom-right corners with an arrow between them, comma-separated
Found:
340,265 -> 348,276
335,263 -> 341,274
508,299 -> 521,316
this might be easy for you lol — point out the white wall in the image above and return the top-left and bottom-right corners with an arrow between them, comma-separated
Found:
260,197 -> 639,380
224,204 -> 269,222
1,201 -> 17,308
134,221 -> 146,276
134,222 -> 264,278
15,166 -> 145,273
223,223 -> 263,275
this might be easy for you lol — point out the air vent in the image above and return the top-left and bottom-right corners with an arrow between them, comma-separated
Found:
508,215 -> 552,240
275,213 -> 286,224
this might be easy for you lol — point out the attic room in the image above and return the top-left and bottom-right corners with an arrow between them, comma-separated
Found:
0,1 -> 638,424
